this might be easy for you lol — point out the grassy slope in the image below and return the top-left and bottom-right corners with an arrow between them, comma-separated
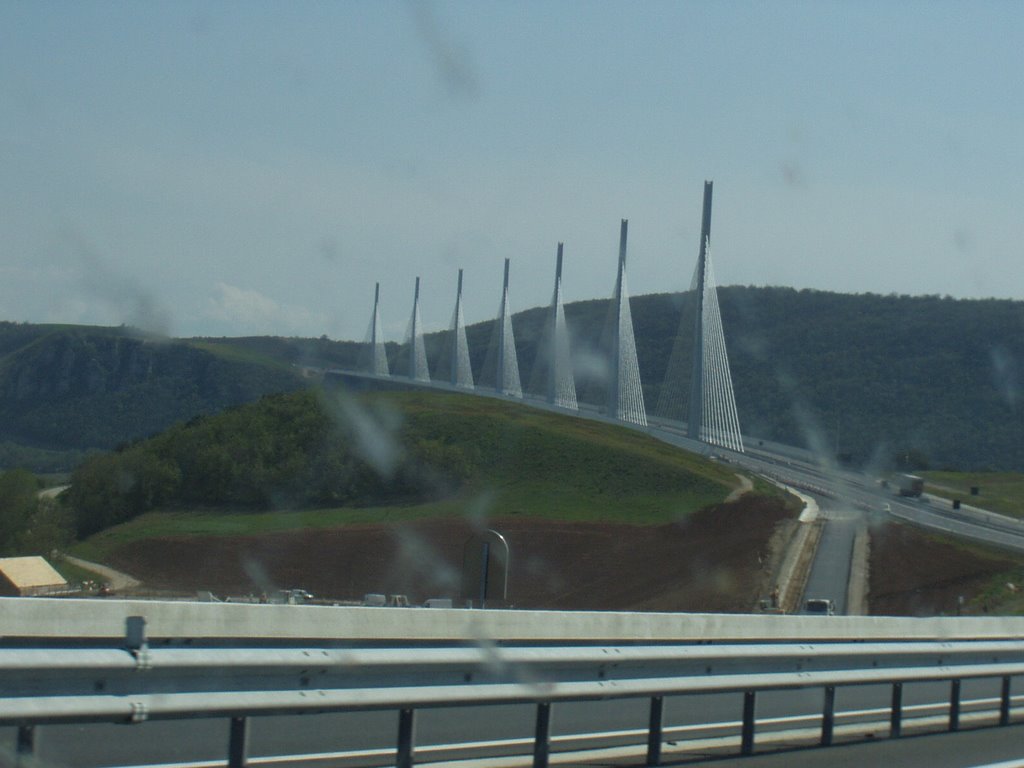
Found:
185,339 -> 295,371
72,390 -> 748,561
922,471 -> 1024,518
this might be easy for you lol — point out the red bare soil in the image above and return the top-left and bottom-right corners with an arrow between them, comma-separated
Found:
869,521 -> 1024,616
107,495 -> 793,612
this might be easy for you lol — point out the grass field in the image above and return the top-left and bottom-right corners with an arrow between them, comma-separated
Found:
70,390 -> 762,563
922,471 -> 1024,518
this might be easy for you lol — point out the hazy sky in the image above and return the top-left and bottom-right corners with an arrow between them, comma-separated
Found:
1,1 -> 1021,339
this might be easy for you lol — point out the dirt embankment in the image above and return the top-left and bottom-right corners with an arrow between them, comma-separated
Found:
869,520 -> 1024,616
107,494 -> 794,612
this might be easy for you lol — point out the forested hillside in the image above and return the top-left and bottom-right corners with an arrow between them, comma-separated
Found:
67,389 -> 737,538
0,323 -> 303,470
709,289 -> 1024,472
4,287 -> 1024,473
423,287 -> 1024,472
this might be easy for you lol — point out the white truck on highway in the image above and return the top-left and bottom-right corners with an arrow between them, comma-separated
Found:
804,598 -> 835,615
895,473 -> 924,497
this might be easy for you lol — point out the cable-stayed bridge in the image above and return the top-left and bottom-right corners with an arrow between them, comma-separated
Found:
355,182 -> 743,454
342,182 -> 1024,562
13,184 -> 1024,768
338,183 -> 1024,582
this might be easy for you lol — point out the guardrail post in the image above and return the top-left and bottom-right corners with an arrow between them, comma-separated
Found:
890,682 -> 903,738
646,695 -> 664,765
1001,676 -> 1012,726
125,616 -> 147,650
16,725 -> 35,767
397,708 -> 416,768
741,691 -> 756,756
949,679 -> 961,732
228,716 -> 249,768
533,702 -> 552,768
821,685 -> 836,746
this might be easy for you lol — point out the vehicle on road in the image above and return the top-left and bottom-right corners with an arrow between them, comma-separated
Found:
895,473 -> 925,497
276,589 -> 314,604
804,598 -> 835,615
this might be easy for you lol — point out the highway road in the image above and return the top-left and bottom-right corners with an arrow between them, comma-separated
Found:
800,505 -> 859,616
722,444 -> 1024,556
10,677 -> 1020,767
703,722 -> 1024,768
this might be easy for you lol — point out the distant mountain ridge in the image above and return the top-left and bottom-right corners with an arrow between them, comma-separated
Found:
0,323 -> 303,470
3,285 -> 1024,472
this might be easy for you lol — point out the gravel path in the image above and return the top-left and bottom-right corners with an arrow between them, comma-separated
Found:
62,555 -> 142,591
725,474 -> 754,502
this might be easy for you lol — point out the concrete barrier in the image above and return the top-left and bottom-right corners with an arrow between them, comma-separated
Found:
4,597 -> 1024,644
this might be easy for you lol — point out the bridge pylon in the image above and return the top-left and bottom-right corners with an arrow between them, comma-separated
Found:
405,276 -> 430,382
607,220 -> 647,426
361,281 -> 390,376
657,181 -> 743,452
494,258 -> 522,397
545,243 -> 578,409
449,268 -> 474,388
687,182 -> 713,440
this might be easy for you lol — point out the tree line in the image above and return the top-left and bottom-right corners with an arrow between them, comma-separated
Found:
66,390 -> 469,538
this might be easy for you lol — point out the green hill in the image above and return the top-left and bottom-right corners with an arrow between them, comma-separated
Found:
66,388 -> 794,612
67,388 -> 748,544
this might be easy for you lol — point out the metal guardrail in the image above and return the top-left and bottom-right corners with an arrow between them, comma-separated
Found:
3,614 -> 1024,768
